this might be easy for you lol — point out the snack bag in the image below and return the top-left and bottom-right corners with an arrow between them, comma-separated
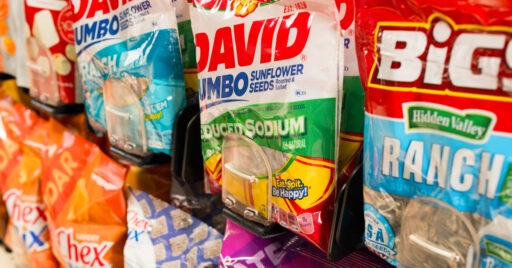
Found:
334,0 -> 364,186
220,219 -> 392,268
356,1 -> 512,266
124,187 -> 223,267
190,0 -> 342,252
0,0 -> 16,77
3,128 -> 59,267
24,0 -> 82,107
171,177 -> 227,234
40,119 -> 127,267
0,100 -> 58,267
0,97 -> 40,182
173,0 -> 198,98
8,0 -> 30,89
72,0 -> 186,156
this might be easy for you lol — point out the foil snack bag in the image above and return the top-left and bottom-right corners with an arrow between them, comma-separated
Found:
24,0 -> 82,107
71,0 -> 186,156
124,187 -> 223,267
356,0 -> 512,267
190,0 -> 343,252
40,119 -> 127,267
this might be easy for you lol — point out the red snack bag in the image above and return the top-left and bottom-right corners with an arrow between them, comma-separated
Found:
40,119 -> 128,267
24,0 -> 81,107
356,0 -> 512,266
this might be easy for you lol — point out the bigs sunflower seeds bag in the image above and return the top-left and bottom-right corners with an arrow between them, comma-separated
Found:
356,0 -> 512,267
71,0 -> 186,156
190,0 -> 342,252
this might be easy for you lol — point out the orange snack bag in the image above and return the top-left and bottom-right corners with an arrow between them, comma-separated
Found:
0,99 -> 58,267
3,138 -> 59,267
41,119 -> 128,267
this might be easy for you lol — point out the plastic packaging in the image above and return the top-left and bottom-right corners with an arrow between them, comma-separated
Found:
0,98 -> 58,267
71,0 -> 186,156
0,0 -> 17,78
356,1 -> 512,266
334,0 -> 364,186
478,216 -> 512,267
39,119 -> 127,267
124,187 -> 223,267
9,0 -> 30,90
173,0 -> 198,98
190,0 -> 343,252
220,219 -> 392,268
24,0 -> 82,107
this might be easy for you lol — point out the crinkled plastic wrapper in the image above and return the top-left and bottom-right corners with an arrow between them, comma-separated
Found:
71,0 -> 186,156
8,0 -> 29,89
220,219 -> 392,268
0,97 -> 58,267
39,119 -> 127,267
124,187 -> 223,267
24,0 -> 82,107
0,0 -> 17,77
189,0 -> 343,252
356,0 -> 512,267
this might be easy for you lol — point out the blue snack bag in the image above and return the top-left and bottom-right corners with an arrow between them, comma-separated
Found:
72,0 -> 186,155
124,187 -> 223,267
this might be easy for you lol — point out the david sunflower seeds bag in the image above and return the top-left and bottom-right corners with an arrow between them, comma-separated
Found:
190,0 -> 343,252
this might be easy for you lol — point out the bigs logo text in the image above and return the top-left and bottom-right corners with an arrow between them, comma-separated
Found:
3,189 -> 49,252
197,12 -> 311,104
57,228 -> 113,267
372,14 -> 512,96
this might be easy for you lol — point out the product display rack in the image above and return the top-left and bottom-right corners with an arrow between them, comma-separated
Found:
0,0 -> 510,267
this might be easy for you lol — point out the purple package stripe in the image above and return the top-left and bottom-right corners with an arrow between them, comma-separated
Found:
220,220 -> 393,268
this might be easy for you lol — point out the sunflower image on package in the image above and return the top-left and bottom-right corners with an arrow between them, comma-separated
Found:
124,187 -> 223,267
71,0 -> 186,156
24,0 -> 82,107
356,0 -> 512,267
190,0 -> 342,252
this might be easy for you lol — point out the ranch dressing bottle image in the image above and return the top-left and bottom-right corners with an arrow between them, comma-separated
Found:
478,216 -> 512,268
